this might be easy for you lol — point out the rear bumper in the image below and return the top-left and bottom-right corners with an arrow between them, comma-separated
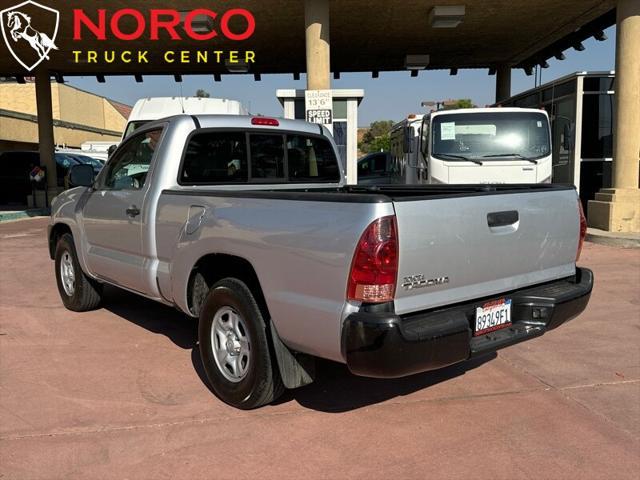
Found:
342,267 -> 593,378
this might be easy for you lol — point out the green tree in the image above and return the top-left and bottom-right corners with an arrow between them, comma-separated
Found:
443,98 -> 474,109
368,135 -> 391,153
196,89 -> 211,98
359,120 -> 394,153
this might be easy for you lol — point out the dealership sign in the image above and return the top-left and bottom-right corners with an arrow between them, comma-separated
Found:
1,4 -> 257,70
305,90 -> 333,125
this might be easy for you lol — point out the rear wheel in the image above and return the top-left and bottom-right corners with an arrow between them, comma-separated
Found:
198,278 -> 283,409
54,233 -> 102,311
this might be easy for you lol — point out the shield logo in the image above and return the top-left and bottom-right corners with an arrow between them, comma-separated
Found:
0,0 -> 59,72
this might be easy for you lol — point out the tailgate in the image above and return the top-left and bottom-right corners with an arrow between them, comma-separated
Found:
393,188 -> 579,315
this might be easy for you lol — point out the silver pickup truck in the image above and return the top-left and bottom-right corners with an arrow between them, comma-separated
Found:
48,114 -> 593,409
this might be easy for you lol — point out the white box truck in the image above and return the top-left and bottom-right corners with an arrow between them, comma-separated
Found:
375,108 -> 553,184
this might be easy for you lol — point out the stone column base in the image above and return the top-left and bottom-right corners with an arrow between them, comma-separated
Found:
587,188 -> 640,233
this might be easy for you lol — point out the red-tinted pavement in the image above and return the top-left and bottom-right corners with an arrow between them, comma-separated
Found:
1,218 -> 638,479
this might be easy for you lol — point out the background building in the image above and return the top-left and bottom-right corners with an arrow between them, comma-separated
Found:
0,0 -> 636,231
502,71 -> 617,216
0,80 -> 129,152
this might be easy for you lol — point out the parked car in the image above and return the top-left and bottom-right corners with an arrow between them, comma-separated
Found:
63,153 -> 104,175
48,114 -> 593,409
357,151 -> 394,184
0,151 -> 103,205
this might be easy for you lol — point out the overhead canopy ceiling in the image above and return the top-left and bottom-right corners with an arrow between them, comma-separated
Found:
0,0 -> 616,77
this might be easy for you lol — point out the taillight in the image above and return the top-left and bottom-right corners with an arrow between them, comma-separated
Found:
347,216 -> 398,303
251,117 -> 279,126
576,199 -> 587,261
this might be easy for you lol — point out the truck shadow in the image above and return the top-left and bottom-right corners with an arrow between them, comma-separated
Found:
271,353 -> 496,413
103,286 -> 198,349
103,286 -> 496,413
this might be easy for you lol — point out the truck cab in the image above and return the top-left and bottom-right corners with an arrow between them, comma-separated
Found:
387,108 -> 552,184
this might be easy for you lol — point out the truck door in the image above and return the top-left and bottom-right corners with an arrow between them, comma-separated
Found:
80,127 -> 163,293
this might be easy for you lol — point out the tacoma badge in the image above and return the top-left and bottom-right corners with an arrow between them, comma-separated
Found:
402,274 -> 450,290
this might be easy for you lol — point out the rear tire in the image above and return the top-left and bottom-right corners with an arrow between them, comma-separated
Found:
198,278 -> 284,409
54,233 -> 103,311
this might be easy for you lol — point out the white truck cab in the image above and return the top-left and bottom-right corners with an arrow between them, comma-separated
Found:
388,108 -> 552,184
122,97 -> 249,140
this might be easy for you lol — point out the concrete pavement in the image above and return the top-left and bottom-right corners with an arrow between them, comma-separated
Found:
0,217 -> 638,479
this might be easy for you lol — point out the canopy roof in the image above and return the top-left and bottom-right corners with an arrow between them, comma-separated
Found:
0,0 -> 615,77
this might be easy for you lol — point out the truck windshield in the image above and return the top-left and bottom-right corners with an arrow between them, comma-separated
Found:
431,112 -> 550,161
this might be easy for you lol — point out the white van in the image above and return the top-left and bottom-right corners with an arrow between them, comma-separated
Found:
122,97 -> 249,140
386,108 -> 552,184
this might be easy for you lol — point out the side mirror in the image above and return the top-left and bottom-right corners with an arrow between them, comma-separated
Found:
68,164 -> 95,188
107,144 -> 118,158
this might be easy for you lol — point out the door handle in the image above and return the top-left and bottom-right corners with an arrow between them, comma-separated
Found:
487,210 -> 519,234
487,210 -> 518,227
126,206 -> 140,218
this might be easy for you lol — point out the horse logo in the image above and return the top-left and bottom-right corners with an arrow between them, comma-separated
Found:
1,1 -> 59,72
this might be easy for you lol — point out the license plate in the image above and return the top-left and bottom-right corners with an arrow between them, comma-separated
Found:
475,298 -> 512,336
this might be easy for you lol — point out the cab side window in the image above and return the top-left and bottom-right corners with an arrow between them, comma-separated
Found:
103,129 -> 162,190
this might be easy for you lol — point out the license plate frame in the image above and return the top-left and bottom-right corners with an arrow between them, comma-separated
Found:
474,298 -> 512,336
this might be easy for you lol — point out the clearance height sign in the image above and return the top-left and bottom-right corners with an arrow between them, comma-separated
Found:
305,90 -> 333,126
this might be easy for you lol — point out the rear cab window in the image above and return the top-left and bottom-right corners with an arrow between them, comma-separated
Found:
181,132 -> 248,183
287,135 -> 339,182
180,130 -> 340,185
250,134 -> 285,180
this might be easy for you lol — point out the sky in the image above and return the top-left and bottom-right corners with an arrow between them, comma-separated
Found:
67,26 -> 616,127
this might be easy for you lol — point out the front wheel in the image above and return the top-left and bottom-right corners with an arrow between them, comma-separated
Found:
54,233 -> 103,311
198,278 -> 283,409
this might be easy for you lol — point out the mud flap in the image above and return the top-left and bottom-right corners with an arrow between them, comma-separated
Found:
269,321 -> 315,389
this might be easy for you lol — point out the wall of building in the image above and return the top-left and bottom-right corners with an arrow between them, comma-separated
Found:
57,84 -> 105,129
103,102 -> 127,134
0,82 -> 127,150
0,116 -> 39,145
0,114 -> 121,149
0,83 -> 38,116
